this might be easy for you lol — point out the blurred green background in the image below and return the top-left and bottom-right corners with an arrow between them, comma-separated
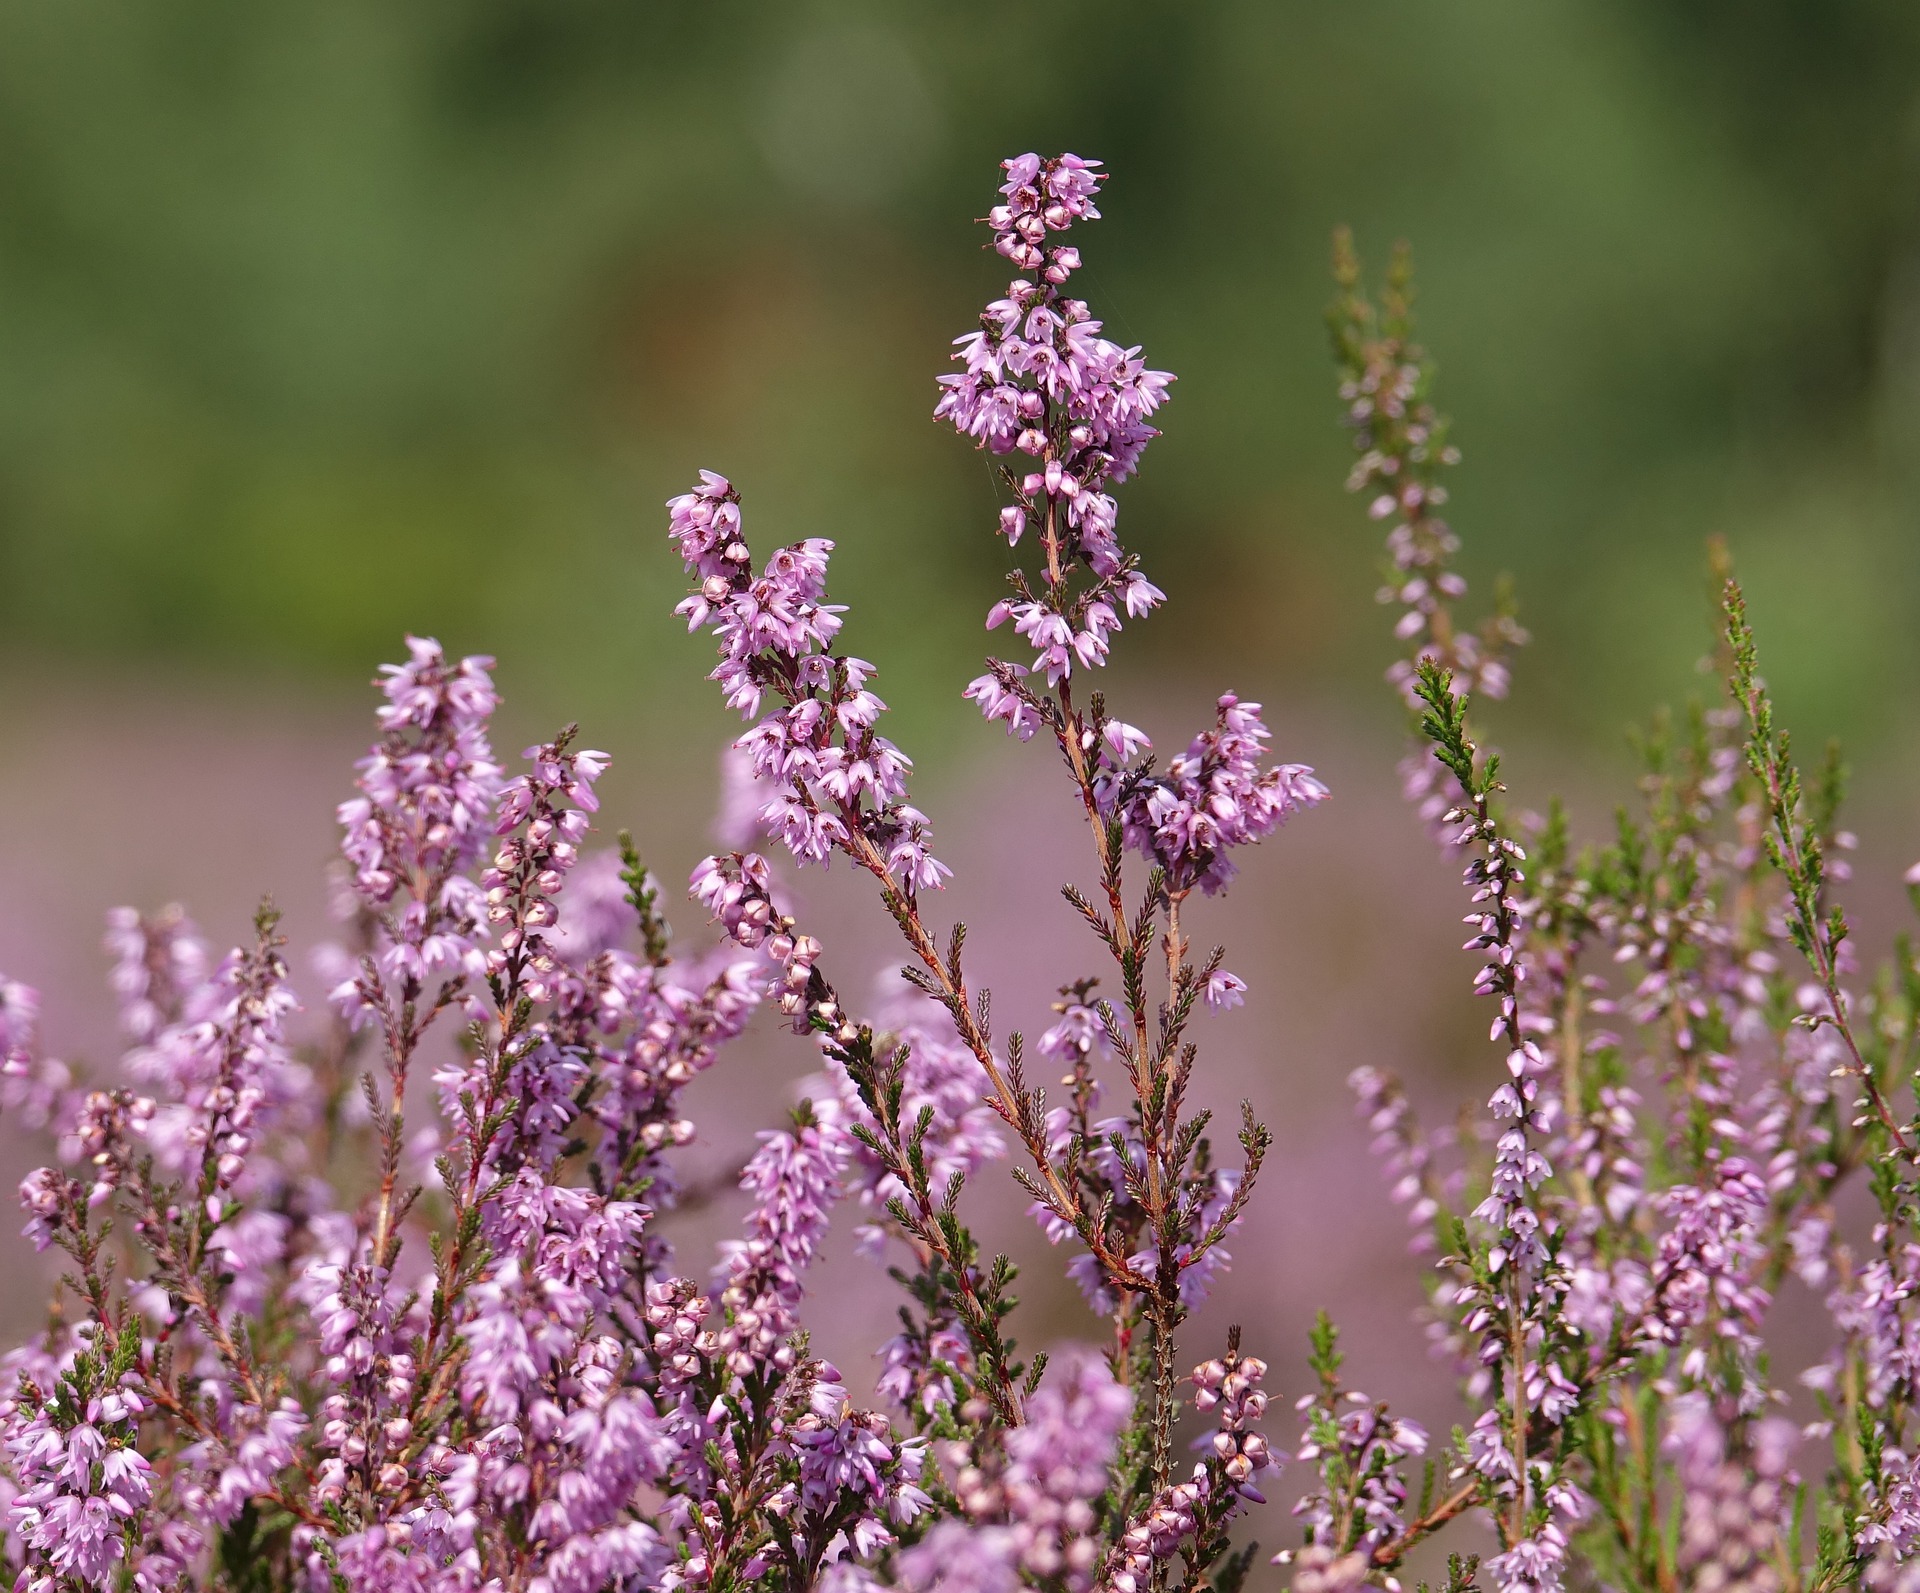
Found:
2,0 -> 1918,764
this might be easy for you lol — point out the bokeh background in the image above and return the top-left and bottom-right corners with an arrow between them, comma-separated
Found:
3,0 -> 1920,1569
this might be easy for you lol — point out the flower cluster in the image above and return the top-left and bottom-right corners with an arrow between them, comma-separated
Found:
935,153 -> 1169,646
1110,693 -> 1329,896
1329,231 -> 1528,837
1283,1314 -> 1429,1575
0,156 -> 1304,1593
937,153 -> 1326,914
1664,1396 -> 1797,1593
907,1352 -> 1131,1593
333,635 -> 503,1000
669,472 -> 947,893
5,1328 -> 153,1593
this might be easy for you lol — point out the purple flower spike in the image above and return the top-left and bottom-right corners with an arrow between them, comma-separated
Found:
669,474 -> 950,894
937,153 -> 1174,704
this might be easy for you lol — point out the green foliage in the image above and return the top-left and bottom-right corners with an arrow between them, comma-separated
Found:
617,828 -> 673,965
1412,659 -> 1495,802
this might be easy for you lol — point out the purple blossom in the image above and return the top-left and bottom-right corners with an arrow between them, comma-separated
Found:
1,977 -> 72,1134
955,1350 -> 1133,1593
126,926 -> 303,1192
1191,1349 -> 1275,1502
1203,969 -> 1247,1010
938,155 -> 1175,697
898,1522 -> 1020,1593
4,1360 -> 153,1591
334,637 -> 502,1006
1662,1398 -> 1796,1593
1109,694 -> 1328,895
0,146 -> 1906,1593
104,905 -> 209,1046
1288,1388 -> 1427,1562
669,474 -> 949,894
712,1110 -> 850,1372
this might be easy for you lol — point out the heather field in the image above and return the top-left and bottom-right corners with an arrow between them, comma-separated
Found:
2,9 -> 1920,1593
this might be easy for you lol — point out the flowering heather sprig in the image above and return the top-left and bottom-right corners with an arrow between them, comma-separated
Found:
937,153 -> 1169,692
1666,1396 -> 1798,1593
691,850 -> 844,1040
1191,1335 -> 1276,1505
669,471 -> 948,893
940,156 -> 1326,909
930,155 -> 1314,1524
335,635 -> 502,993
104,904 -> 210,1047
908,1352 -> 1130,1593
122,907 -> 303,1192
1409,661 -> 1588,1582
1331,234 -> 1526,839
1328,232 -> 1524,713
0,141 -> 1343,1587
483,727 -> 609,1001
4,1322 -> 153,1593
1094,1333 -> 1280,1593
1280,1315 -> 1430,1578
1348,1065 -> 1459,1258
1,976 -> 71,1133
1109,694 -> 1329,898
713,1103 -> 850,1373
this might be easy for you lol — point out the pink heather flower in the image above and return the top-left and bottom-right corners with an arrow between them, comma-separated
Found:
333,636 -> 503,1016
1190,1349 -> 1275,1502
898,1522 -> 1021,1593
1204,969 -> 1247,1010
1,977 -> 73,1134
5,1373 -> 155,1591
990,1350 -> 1133,1591
962,665 -> 1042,742
1287,1354 -> 1427,1569
1661,1397 -> 1796,1592
126,931 -> 302,1191
713,1109 -> 851,1370
1110,694 -> 1329,895
669,474 -> 949,892
939,154 -> 1174,706
103,905 -> 209,1046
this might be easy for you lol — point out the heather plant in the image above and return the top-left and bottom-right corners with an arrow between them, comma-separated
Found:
0,151 -> 1916,1593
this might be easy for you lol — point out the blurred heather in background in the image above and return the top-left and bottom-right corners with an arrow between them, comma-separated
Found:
2,0 -> 1920,1559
